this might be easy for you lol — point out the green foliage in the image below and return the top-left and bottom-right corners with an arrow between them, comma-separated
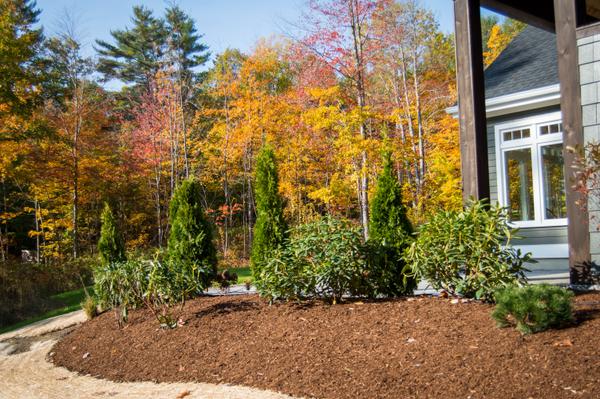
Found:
93,260 -> 148,323
143,259 -> 206,328
93,257 -> 206,328
0,0 -> 44,118
256,216 -> 367,304
167,178 -> 217,290
80,295 -> 97,320
95,5 -> 209,88
251,145 -> 288,282
492,285 -> 574,334
368,152 -> 416,296
407,200 -> 531,301
98,203 -> 126,266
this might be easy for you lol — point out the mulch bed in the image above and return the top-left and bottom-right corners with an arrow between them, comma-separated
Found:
51,292 -> 600,399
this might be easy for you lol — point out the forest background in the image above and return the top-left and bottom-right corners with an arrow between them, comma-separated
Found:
0,0 -> 524,267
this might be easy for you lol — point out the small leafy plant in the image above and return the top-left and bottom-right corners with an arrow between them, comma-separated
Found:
256,216 -> 367,303
92,260 -> 149,325
407,200 -> 532,301
492,284 -> 574,334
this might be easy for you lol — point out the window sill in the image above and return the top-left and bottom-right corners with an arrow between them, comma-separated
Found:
510,218 -> 568,229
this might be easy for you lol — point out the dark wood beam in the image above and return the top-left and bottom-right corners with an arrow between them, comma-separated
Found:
454,0 -> 490,202
554,0 -> 592,284
481,0 -> 555,31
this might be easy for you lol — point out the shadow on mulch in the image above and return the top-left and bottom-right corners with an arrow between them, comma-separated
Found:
195,300 -> 259,319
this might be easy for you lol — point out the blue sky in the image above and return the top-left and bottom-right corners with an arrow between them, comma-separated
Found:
35,0 -> 500,89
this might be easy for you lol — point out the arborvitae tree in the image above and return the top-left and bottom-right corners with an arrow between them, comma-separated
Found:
98,203 -> 126,266
167,178 -> 217,286
251,145 -> 287,281
369,151 -> 415,295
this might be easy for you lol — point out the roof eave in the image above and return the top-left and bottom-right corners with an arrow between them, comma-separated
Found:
446,84 -> 561,119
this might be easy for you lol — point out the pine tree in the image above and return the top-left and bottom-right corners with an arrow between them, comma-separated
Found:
251,145 -> 287,280
167,178 -> 217,286
98,203 -> 126,266
95,6 -> 166,88
369,152 -> 415,296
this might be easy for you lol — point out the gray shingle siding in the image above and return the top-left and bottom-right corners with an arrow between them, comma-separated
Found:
484,26 -> 558,99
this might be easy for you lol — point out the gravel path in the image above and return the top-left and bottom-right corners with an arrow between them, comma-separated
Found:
0,311 -> 296,399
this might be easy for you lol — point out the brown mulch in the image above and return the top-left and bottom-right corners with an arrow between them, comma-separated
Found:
51,292 -> 600,399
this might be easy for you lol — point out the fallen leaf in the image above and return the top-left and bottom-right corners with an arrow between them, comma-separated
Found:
176,390 -> 191,398
407,337 -> 416,343
553,339 -> 573,347
450,299 -> 459,304
82,352 -> 90,359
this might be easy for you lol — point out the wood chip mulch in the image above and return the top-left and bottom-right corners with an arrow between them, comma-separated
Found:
51,292 -> 600,399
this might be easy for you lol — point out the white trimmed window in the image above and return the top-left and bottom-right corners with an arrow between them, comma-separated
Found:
495,111 -> 567,228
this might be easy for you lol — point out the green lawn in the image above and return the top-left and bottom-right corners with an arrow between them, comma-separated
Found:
231,266 -> 251,283
0,286 -> 93,335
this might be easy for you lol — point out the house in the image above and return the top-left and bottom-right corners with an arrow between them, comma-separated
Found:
452,0 -> 600,285
449,26 -> 568,276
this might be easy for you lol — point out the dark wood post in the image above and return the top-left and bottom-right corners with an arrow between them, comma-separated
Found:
454,0 -> 490,202
554,0 -> 592,284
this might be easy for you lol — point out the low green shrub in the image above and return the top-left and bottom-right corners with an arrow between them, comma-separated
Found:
256,216 -> 367,303
92,260 -> 149,324
93,258 -> 209,328
492,284 -> 574,334
407,200 -> 532,301
80,295 -> 97,320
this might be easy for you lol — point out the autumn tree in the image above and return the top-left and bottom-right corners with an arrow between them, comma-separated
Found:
44,17 -> 96,258
483,17 -> 526,67
295,0 -> 383,239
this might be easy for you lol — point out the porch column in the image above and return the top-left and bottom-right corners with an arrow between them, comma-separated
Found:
554,0 -> 592,284
454,0 -> 490,201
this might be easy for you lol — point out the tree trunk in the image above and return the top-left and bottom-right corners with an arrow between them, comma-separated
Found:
349,0 -> 370,239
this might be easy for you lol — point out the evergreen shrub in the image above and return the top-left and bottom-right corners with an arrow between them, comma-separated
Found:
167,178 -> 217,290
368,152 -> 416,296
256,216 -> 367,304
492,284 -> 574,334
98,203 -> 126,266
407,200 -> 532,301
251,145 -> 287,283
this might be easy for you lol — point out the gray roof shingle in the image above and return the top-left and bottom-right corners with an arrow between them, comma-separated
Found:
484,26 -> 558,99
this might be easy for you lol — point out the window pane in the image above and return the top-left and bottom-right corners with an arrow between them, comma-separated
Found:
540,125 -> 549,135
503,131 -> 511,141
505,148 -> 535,221
541,144 -> 567,219
522,128 -> 531,138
